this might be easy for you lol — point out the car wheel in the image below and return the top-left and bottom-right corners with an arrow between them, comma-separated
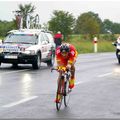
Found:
47,52 -> 55,67
12,63 -> 18,68
32,54 -> 41,69
118,59 -> 120,64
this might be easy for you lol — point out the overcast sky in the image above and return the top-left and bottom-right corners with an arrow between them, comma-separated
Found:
0,0 -> 120,24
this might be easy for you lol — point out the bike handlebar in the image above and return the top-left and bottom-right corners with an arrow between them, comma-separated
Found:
51,67 -> 73,72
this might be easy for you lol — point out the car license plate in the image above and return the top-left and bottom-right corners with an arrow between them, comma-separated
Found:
4,55 -> 18,59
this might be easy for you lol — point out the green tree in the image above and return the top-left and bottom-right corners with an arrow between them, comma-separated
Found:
88,12 -> 104,33
103,19 -> 113,33
0,20 -> 15,37
48,10 -> 75,40
75,11 -> 101,39
103,19 -> 120,34
15,3 -> 36,28
112,23 -> 120,34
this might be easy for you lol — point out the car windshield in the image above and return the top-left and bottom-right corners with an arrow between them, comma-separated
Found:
45,33 -> 54,43
4,34 -> 38,44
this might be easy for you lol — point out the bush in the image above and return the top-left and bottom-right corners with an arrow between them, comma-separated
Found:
100,34 -> 116,41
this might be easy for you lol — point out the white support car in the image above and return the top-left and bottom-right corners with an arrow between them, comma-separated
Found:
0,29 -> 55,69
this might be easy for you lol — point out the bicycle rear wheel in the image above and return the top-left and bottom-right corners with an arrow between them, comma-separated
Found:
56,79 -> 64,111
64,80 -> 71,107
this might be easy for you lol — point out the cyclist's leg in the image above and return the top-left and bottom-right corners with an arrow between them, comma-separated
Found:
55,72 -> 63,102
69,64 -> 75,89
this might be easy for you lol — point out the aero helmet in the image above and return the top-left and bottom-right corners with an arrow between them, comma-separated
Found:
60,44 -> 70,53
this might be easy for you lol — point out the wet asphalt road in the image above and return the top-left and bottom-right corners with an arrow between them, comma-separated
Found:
0,52 -> 120,119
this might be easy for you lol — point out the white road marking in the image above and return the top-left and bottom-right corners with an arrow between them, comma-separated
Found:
97,72 -> 113,78
75,80 -> 91,85
75,72 -> 113,85
2,96 -> 38,108
0,69 -> 29,75
75,81 -> 81,85
79,58 -> 100,63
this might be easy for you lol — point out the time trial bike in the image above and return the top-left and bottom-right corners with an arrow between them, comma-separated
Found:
51,67 -> 72,111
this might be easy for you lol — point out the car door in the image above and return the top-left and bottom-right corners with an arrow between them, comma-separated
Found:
39,33 -> 48,59
45,32 -> 56,50
42,33 -> 52,54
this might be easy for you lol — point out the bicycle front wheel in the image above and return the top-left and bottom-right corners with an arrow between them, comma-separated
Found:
64,80 -> 71,107
56,79 -> 64,111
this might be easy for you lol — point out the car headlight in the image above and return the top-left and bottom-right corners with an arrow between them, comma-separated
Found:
23,50 -> 35,55
0,48 -> 3,53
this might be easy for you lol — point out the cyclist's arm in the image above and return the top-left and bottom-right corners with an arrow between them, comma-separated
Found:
68,50 -> 78,65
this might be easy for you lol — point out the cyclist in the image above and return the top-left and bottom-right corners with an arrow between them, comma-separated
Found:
114,36 -> 120,60
54,31 -> 63,48
55,43 -> 78,102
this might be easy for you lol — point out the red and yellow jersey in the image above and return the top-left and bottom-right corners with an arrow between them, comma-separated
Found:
56,44 -> 78,67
